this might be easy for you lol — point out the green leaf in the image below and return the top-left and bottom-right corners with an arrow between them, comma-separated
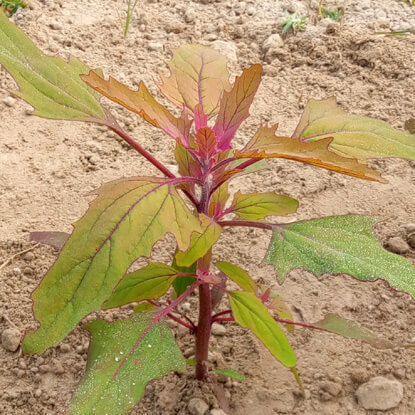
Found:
23,177 -> 201,353
171,256 -> 197,297
209,182 -> 230,216
214,368 -> 246,381
175,214 -> 222,267
103,263 -> 179,309
294,97 -> 415,160
313,313 -> 393,349
157,44 -> 231,116
229,291 -> 296,367
66,313 -> 185,415
133,302 -> 158,313
230,190 -> 298,220
0,10 -> 106,122
264,215 -> 415,297
216,262 -> 257,293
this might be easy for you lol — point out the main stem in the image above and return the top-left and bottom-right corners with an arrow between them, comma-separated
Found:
195,281 -> 212,380
195,176 -> 213,381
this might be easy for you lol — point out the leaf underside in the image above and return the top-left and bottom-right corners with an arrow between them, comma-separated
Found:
230,291 -> 296,367
264,215 -> 415,297
294,97 -> 415,160
23,177 -> 201,353
0,10 -> 105,122
314,313 -> 393,349
66,313 -> 185,415
236,125 -> 383,182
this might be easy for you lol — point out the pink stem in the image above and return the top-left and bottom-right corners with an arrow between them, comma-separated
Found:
212,309 -> 232,321
109,124 -> 199,207
113,279 -> 201,379
218,220 -> 274,230
147,299 -> 196,330
167,313 -> 195,331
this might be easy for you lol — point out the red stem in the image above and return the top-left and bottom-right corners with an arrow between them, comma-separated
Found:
167,313 -> 195,331
212,309 -> 232,321
195,282 -> 212,380
147,299 -> 196,331
109,124 -> 199,207
210,315 -> 328,332
218,220 -> 274,230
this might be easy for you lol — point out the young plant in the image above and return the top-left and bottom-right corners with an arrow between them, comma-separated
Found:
282,11 -> 307,34
0,0 -> 27,16
1,10 -> 415,414
318,1 -> 344,21
124,0 -> 138,37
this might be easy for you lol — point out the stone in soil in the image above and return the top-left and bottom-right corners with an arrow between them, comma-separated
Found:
406,233 -> 415,249
385,236 -> 410,254
1,328 -> 21,352
188,398 -> 209,415
355,376 -> 403,411
211,323 -> 227,336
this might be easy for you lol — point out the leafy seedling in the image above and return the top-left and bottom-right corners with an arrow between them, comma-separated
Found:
318,1 -> 344,21
124,0 -> 139,37
1,10 -> 415,414
0,0 -> 27,16
282,11 -> 307,34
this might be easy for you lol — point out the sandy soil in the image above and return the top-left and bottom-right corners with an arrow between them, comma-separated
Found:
1,0 -> 415,414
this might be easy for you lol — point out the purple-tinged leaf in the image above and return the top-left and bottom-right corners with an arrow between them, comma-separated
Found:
313,313 -> 393,349
30,231 -> 70,250
157,44 -> 231,116
214,64 -> 262,150
23,177 -> 201,354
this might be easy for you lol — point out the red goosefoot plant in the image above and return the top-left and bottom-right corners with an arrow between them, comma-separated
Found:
1,10 -> 415,415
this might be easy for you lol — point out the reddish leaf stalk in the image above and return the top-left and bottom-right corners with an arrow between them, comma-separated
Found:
218,220 -> 275,230
109,123 -> 199,207
146,300 -> 195,331
211,315 -> 328,332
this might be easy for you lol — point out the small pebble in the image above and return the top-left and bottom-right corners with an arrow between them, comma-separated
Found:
407,233 -> 415,249
356,376 -> 403,410
60,343 -> 71,353
2,96 -> 16,107
23,251 -> 35,261
1,328 -> 21,352
23,266 -> 34,276
210,410 -> 226,415
403,223 -> 415,234
211,323 -> 226,336
188,398 -> 209,415
385,236 -> 410,254
49,22 -> 63,30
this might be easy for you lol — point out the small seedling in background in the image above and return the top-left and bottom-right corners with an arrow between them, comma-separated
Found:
124,0 -> 139,37
1,10 -> 415,415
318,1 -> 344,22
0,0 -> 27,16
281,11 -> 307,34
